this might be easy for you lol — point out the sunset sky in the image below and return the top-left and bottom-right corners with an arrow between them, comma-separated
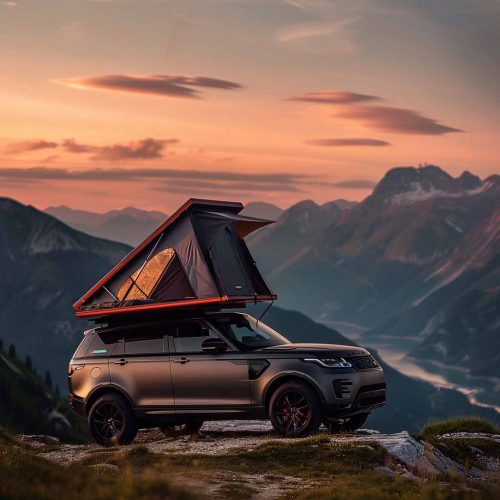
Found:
1,0 -> 498,212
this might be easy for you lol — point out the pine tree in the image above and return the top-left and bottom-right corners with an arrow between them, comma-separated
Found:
44,370 -> 53,389
0,337 -> 3,351
8,343 -> 16,359
24,355 -> 33,370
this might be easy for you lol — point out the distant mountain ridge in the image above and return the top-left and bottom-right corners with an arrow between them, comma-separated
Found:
0,198 -> 131,388
45,199 -> 354,247
248,165 -> 499,323
45,205 -> 167,246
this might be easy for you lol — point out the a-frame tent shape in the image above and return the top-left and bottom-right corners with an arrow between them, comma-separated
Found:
73,199 -> 277,318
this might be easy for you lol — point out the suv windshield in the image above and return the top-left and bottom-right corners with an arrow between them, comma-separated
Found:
209,313 -> 289,351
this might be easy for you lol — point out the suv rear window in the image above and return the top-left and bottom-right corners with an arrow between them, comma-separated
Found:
79,331 -> 123,358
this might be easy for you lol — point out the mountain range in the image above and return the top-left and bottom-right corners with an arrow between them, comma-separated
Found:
246,165 -> 500,377
0,198 -> 130,388
44,201 -> 287,246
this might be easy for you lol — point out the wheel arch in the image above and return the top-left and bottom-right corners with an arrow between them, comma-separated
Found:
85,384 -> 134,415
262,373 -> 326,413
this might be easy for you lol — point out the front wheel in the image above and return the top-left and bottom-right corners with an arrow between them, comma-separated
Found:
159,420 -> 204,438
88,393 -> 138,446
324,412 -> 369,433
269,381 -> 322,438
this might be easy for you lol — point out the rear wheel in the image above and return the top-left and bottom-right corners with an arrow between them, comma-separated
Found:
88,393 -> 138,446
159,420 -> 204,438
324,412 -> 369,433
269,381 -> 322,438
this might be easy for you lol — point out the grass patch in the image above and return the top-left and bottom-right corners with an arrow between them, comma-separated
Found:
418,418 -> 499,442
294,476 -> 499,500
169,436 -> 387,479
434,438 -> 500,469
0,435 -> 193,500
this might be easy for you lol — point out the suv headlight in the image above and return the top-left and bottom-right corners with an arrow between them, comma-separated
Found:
303,357 -> 352,368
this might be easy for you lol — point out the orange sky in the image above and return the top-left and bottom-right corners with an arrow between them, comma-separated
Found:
0,0 -> 498,212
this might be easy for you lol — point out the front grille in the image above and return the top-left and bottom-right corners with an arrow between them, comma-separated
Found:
347,355 -> 379,370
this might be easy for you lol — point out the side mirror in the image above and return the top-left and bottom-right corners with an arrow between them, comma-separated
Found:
202,337 -> 228,353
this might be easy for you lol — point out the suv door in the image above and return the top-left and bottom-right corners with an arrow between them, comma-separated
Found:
169,320 -> 251,412
109,325 -> 174,409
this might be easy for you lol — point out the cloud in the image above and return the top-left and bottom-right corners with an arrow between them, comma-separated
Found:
5,139 -> 59,154
0,166 -> 303,187
61,138 -> 178,161
61,138 -> 95,154
332,179 -> 377,189
338,105 -> 463,135
306,138 -> 391,147
287,90 -> 379,104
157,179 -> 299,194
275,17 -> 355,48
59,74 -> 242,99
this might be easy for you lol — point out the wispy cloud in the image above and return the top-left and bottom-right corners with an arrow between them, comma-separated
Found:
287,90 -> 379,105
338,105 -> 463,135
156,179 -> 300,193
5,140 -> 59,154
275,18 -> 355,44
58,74 -> 243,99
332,179 -> 377,189
289,88 -> 462,135
306,138 -> 391,147
61,138 -> 178,161
0,166 -> 304,187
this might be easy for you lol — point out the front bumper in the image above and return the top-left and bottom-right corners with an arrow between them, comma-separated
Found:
322,370 -> 386,417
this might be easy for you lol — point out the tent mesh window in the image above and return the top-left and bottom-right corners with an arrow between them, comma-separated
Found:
117,248 -> 176,301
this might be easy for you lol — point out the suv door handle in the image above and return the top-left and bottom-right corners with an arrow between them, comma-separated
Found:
173,357 -> 190,364
111,358 -> 128,365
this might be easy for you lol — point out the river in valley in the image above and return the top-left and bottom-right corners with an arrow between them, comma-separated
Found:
325,321 -> 500,414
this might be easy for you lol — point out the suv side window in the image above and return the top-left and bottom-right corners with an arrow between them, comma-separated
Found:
124,330 -> 166,355
82,331 -> 122,357
173,320 -> 222,353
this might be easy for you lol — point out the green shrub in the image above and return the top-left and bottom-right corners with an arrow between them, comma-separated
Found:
417,417 -> 499,442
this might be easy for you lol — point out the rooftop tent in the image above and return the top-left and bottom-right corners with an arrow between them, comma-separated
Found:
73,199 -> 276,318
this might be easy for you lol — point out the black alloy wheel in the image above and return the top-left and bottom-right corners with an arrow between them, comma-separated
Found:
269,381 -> 322,437
88,393 -> 138,446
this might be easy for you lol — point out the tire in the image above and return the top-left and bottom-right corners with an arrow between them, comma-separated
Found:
159,420 -> 204,438
88,393 -> 138,446
269,381 -> 322,438
323,412 -> 369,433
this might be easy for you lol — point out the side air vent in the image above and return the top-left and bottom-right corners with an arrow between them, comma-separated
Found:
333,379 -> 353,399
248,359 -> 270,380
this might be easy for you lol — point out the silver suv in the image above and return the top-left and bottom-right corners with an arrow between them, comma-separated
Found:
69,311 -> 386,445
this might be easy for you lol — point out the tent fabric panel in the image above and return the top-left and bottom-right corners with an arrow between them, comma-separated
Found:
80,212 -> 219,309
171,215 -> 220,298
235,237 -> 273,296
151,253 -> 195,301
209,225 -> 256,297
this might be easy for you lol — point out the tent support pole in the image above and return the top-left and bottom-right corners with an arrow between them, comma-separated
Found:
256,298 -> 274,330
102,286 -> 118,301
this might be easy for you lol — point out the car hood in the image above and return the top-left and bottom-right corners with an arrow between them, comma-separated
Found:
257,343 -> 369,357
